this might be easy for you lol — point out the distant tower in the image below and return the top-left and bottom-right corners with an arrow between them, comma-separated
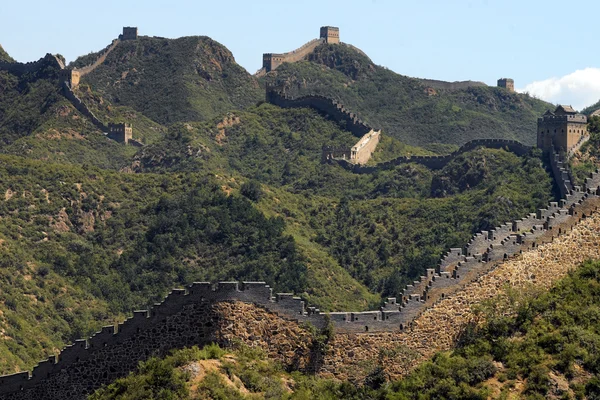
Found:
120,27 -> 138,41
497,78 -> 515,92
108,123 -> 133,144
320,26 -> 340,44
60,69 -> 81,88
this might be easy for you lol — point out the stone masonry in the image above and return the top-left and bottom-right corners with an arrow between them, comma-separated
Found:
261,26 -> 339,73
537,104 -> 588,153
266,88 -> 381,165
497,78 -> 515,92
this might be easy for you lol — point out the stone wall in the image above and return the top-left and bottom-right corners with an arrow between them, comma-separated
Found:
3,160 -> 600,397
61,81 -> 107,132
266,89 -> 381,164
0,53 -> 64,76
266,89 -> 373,138
0,283 -> 316,400
321,198 -> 600,382
262,38 -> 325,72
416,78 -> 487,91
351,129 -> 380,164
332,138 -> 532,173
74,39 -> 119,79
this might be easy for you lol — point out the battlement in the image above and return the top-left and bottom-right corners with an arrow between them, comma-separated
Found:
497,78 -> 515,92
0,53 -> 64,76
266,88 -> 381,164
320,26 -> 340,44
2,164 -> 598,398
538,105 -> 588,152
261,26 -> 338,73
119,27 -> 138,41
107,123 -> 133,144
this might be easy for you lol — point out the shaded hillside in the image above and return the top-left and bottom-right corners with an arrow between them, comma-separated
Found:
264,43 -> 553,147
0,59 -> 63,145
0,155 -> 310,374
0,54 -> 166,169
72,36 -> 263,124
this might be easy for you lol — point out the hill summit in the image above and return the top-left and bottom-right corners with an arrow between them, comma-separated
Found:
260,27 -> 553,147
71,35 -> 263,124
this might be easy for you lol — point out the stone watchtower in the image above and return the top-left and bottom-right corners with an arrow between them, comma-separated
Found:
60,69 -> 80,88
537,105 -> 588,152
120,27 -> 138,41
320,26 -> 340,44
108,123 -> 133,144
497,78 -> 515,92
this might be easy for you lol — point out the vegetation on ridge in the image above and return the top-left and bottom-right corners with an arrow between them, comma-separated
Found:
71,36 -> 263,125
264,43 -> 553,147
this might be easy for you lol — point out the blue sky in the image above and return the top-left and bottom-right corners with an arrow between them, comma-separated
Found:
2,0 -> 599,109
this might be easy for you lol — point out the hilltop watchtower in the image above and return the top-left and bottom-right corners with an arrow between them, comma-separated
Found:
320,26 -> 340,44
60,69 -> 80,88
537,105 -> 588,152
120,27 -> 138,41
497,78 -> 515,92
108,123 -> 133,144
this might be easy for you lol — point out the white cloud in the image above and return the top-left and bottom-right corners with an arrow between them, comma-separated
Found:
517,68 -> 600,112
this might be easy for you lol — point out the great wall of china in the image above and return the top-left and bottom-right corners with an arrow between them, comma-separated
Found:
266,88 -> 381,164
1,26 -> 599,399
1,125 -> 599,397
0,29 -> 140,146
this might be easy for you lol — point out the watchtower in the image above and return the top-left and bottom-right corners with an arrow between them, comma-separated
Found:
537,105 -> 588,152
262,53 -> 284,72
497,78 -> 515,92
320,26 -> 340,44
60,69 -> 80,88
120,27 -> 138,41
108,123 -> 133,144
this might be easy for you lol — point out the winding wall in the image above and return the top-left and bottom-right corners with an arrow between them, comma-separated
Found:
2,146 -> 600,397
333,138 -> 532,173
73,39 -> 119,77
416,78 -> 487,91
261,38 -> 325,72
266,89 -> 381,164
0,53 -> 64,75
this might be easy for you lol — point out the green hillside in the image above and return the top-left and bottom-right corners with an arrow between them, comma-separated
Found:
0,60 -> 63,145
0,66 -> 161,170
263,43 -> 553,147
72,36 -> 263,124
135,103 -> 553,302
0,32 -> 562,378
0,45 -> 13,62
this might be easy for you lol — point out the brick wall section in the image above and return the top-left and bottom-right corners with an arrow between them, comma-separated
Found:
266,89 -> 381,164
0,283 -> 315,400
333,138 -> 532,173
74,39 -> 120,78
320,199 -> 600,383
262,38 -> 325,72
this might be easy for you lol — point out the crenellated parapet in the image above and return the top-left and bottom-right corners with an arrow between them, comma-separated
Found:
1,162 -> 599,399
266,88 -> 381,164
